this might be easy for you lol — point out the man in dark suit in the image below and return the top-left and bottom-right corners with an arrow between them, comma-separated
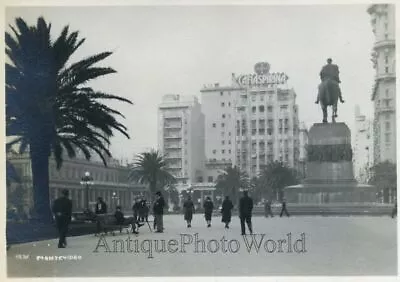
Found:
280,198 -> 290,217
239,190 -> 253,235
153,191 -> 165,233
52,189 -> 72,248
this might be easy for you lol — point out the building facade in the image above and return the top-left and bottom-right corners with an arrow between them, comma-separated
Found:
7,152 -> 148,215
158,94 -> 205,186
200,62 -> 301,180
368,4 -> 396,164
298,122 -> 309,178
353,105 -> 374,183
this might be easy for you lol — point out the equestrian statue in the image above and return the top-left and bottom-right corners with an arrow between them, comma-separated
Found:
315,58 -> 345,123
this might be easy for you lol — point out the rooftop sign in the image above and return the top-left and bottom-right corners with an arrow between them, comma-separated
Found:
235,62 -> 289,86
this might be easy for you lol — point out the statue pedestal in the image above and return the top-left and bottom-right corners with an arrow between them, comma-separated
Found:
285,123 -> 377,204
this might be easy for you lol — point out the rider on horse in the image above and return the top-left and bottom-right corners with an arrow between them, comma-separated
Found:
315,58 -> 345,104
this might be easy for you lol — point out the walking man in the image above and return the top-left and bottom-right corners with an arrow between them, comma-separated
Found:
239,191 -> 253,235
52,189 -> 72,248
280,198 -> 290,217
221,196 -> 234,229
183,195 -> 195,228
153,191 -> 165,233
391,201 -> 397,218
203,196 -> 214,227
264,199 -> 274,218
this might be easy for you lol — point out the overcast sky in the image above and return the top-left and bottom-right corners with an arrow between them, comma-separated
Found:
6,5 -> 376,161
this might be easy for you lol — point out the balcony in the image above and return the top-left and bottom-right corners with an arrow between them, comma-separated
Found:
167,164 -> 182,169
164,123 -> 182,129
376,72 -> 396,81
164,143 -> 181,149
165,153 -> 182,159
374,39 -> 395,50
378,105 -> 395,113
164,133 -> 182,139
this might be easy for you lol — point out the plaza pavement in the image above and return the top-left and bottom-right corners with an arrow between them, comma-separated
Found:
7,214 -> 397,277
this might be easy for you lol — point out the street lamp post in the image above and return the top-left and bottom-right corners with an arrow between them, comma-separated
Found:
112,192 -> 120,211
80,171 -> 94,211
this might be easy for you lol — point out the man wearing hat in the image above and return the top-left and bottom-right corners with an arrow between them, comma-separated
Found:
239,190 -> 254,235
153,191 -> 165,233
52,189 -> 73,248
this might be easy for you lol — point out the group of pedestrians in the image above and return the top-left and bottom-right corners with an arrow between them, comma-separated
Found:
264,199 -> 290,217
182,191 -> 254,235
181,191 -> 291,235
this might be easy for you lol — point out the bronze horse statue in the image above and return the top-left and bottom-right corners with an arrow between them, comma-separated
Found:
317,78 -> 340,123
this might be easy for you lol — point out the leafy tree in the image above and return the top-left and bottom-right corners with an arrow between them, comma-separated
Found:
129,150 -> 176,201
369,161 -> 397,203
258,161 -> 298,201
215,165 -> 249,206
6,17 -> 132,222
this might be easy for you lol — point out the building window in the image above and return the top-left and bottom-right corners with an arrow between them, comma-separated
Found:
385,56 -> 389,64
221,123 -> 225,127
212,150 -> 216,154
222,150 -> 225,154
228,102 -> 231,106
251,94 -> 257,102
385,33 -> 389,40
221,131 -> 225,137
221,102 -> 225,107
222,114 -> 226,118
252,106 -> 257,113
267,106 -> 273,112
385,23 -> 388,30
220,92 -> 223,96
259,105 -> 265,112
385,66 -> 389,73
385,133 -> 391,143
228,132 -> 231,136
208,176 -> 214,183
222,140 -> 225,145
228,149 -> 231,154
197,176 -> 203,183
386,89 -> 389,97
228,140 -> 231,144
212,123 -> 216,128
385,121 -> 390,130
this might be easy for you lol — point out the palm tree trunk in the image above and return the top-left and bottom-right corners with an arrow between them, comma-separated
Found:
30,142 -> 52,223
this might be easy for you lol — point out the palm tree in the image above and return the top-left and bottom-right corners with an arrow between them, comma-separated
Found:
6,17 -> 133,222
258,161 -> 298,201
215,165 -> 249,206
129,150 -> 176,201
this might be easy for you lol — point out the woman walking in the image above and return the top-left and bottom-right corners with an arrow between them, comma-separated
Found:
221,196 -> 234,229
203,197 -> 214,228
183,195 -> 195,228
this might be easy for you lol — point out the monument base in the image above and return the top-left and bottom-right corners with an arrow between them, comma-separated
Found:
285,183 -> 377,204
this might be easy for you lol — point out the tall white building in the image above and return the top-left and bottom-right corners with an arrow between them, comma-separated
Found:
353,105 -> 374,183
158,94 -> 205,186
200,62 -> 301,180
368,4 -> 396,164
